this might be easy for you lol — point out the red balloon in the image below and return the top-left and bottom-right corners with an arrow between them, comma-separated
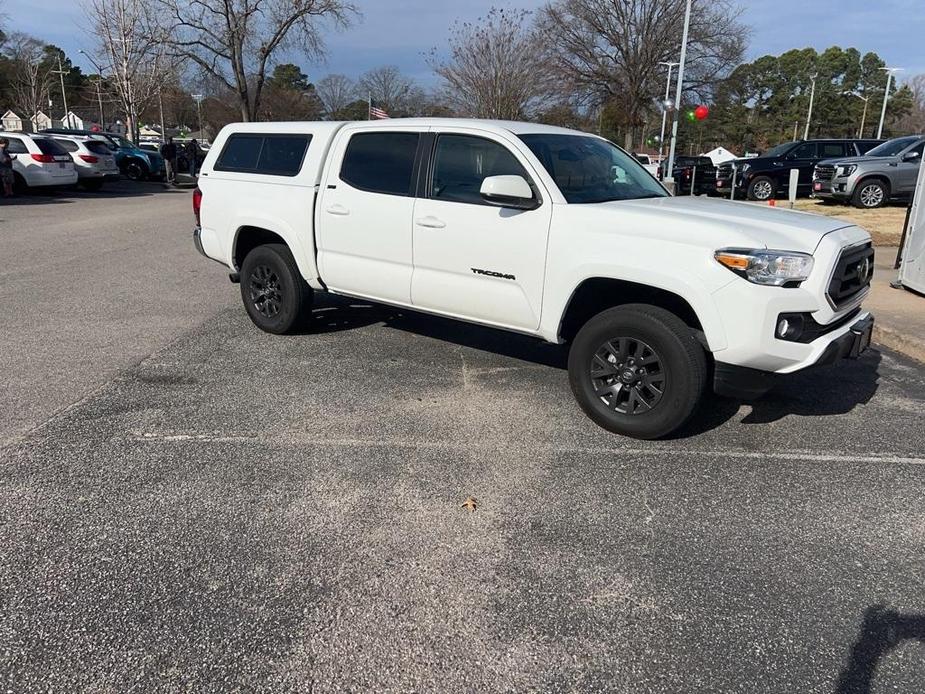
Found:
694,105 -> 709,121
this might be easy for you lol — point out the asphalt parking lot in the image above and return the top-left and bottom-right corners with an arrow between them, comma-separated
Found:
2,183 -> 924,692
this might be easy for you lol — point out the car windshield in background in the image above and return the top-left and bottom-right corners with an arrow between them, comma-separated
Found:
33,137 -> 69,156
518,134 -> 667,204
865,136 -> 921,157
760,142 -> 794,158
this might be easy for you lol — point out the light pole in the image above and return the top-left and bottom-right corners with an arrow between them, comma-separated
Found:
877,67 -> 904,139
79,50 -> 107,128
666,0 -> 693,182
191,94 -> 204,138
658,61 -> 679,162
843,91 -> 870,138
803,74 -> 817,141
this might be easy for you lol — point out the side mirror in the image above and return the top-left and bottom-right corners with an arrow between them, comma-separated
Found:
903,150 -> 921,162
480,175 -> 538,210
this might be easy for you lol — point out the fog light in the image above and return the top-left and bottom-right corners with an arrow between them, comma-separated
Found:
776,314 -> 805,341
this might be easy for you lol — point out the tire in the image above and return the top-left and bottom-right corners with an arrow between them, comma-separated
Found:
568,304 -> 707,439
239,243 -> 313,335
124,159 -> 147,181
852,179 -> 887,209
747,176 -> 776,201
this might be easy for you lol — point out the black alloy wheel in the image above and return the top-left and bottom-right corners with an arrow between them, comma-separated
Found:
248,264 -> 283,319
590,337 -> 665,415
239,243 -> 313,334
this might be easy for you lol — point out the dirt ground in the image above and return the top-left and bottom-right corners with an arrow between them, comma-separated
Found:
785,199 -> 909,246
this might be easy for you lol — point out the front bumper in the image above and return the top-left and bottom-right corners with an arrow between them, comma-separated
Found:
714,314 -> 874,399
813,176 -> 853,200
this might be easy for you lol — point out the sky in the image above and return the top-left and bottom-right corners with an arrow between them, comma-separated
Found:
5,0 -> 925,86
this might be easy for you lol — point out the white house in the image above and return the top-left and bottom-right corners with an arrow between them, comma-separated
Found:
702,146 -> 738,165
1,110 -> 24,131
61,111 -> 85,129
30,111 -> 54,131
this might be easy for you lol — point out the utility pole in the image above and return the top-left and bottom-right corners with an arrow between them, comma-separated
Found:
79,50 -> 107,128
157,87 -> 166,144
877,67 -> 904,138
51,56 -> 70,128
803,74 -> 816,141
844,91 -> 870,138
666,0 -> 693,182
658,61 -> 679,163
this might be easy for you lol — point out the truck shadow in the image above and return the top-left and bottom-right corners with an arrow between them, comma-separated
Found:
307,295 -> 882,436
835,604 -> 925,693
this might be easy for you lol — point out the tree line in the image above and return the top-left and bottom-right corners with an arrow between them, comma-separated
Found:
1,0 -> 923,153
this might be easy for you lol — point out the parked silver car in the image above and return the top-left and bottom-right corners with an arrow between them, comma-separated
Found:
813,135 -> 924,208
50,135 -> 120,191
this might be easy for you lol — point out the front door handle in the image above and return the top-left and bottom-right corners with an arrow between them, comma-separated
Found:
415,216 -> 446,229
326,204 -> 350,216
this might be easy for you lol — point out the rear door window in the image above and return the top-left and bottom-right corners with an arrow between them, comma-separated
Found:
819,142 -> 847,158
215,134 -> 310,176
340,131 -> 420,196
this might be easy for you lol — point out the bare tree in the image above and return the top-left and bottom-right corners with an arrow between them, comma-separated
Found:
429,8 -> 552,120
84,0 -> 169,140
153,0 -> 356,122
358,66 -> 416,114
315,73 -> 356,118
896,74 -> 925,135
4,33 -> 52,122
537,0 -> 748,148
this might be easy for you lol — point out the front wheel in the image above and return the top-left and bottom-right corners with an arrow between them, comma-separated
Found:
568,304 -> 707,439
747,176 -> 776,201
852,180 -> 887,209
239,243 -> 313,334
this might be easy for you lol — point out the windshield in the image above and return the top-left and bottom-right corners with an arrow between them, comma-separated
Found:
518,134 -> 667,204
865,136 -> 921,157
760,142 -> 794,158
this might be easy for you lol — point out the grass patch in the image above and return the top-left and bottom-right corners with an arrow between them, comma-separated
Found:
785,198 -> 908,246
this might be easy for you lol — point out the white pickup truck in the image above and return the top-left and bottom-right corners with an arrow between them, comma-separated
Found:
193,119 -> 874,439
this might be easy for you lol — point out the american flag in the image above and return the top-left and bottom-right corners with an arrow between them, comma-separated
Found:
368,99 -> 389,120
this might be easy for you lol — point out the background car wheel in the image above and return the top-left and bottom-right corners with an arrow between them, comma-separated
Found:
852,180 -> 887,209
239,243 -> 313,335
568,304 -> 707,440
124,160 -> 147,181
747,176 -> 776,201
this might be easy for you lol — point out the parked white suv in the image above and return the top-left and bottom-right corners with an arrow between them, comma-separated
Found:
193,120 -> 875,439
48,134 -> 119,190
1,132 -> 78,191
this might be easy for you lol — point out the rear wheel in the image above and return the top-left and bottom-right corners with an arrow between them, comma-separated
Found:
852,179 -> 887,209
239,243 -> 313,334
568,304 -> 707,439
124,159 -> 147,181
747,176 -> 776,201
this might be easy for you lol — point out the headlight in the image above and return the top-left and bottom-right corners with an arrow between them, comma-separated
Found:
714,249 -> 814,286
836,164 -> 857,177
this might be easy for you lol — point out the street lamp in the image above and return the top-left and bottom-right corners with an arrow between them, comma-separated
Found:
843,91 -> 870,138
657,61 -> 679,163
877,67 -> 904,139
666,0 -> 693,182
191,94 -> 204,138
78,49 -> 107,128
803,74 -> 817,141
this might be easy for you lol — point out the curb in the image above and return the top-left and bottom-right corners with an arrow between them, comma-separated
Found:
874,324 -> 925,364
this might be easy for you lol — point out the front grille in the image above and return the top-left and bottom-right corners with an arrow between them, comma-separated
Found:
815,165 -> 835,181
827,243 -> 874,309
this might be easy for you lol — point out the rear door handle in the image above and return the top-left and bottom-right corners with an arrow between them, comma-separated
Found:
326,204 -> 350,216
415,216 -> 445,229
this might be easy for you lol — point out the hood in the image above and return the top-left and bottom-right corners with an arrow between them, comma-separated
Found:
594,195 -> 857,254
817,155 -> 893,167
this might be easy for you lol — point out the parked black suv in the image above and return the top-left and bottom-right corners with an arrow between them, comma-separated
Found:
714,139 -> 883,201
658,156 -> 716,195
